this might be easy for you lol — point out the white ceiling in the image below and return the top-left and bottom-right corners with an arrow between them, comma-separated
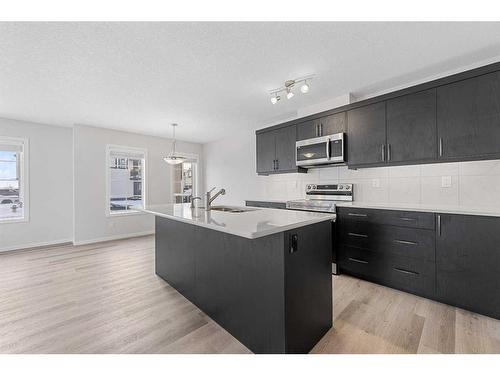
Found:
1,22 -> 500,144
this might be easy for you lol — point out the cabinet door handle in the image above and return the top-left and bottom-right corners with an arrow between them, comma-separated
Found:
316,124 -> 319,137
399,217 -> 417,222
348,232 -> 368,238
387,143 -> 391,161
439,138 -> 443,157
276,159 -> 279,170
437,214 -> 441,236
393,239 -> 418,246
381,144 -> 386,161
348,257 -> 368,264
347,213 -> 367,217
394,267 -> 419,276
273,159 -> 276,170
320,123 -> 323,136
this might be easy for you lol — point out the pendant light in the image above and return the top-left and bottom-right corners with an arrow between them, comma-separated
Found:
163,123 -> 186,165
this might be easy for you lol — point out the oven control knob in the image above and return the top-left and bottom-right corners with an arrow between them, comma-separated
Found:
312,185 -> 316,190
307,185 -> 312,190
345,185 -> 351,190
339,185 -> 343,190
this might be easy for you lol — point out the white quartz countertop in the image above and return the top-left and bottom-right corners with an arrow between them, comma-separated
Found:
246,198 -> 500,217
139,203 -> 335,239
334,202 -> 500,217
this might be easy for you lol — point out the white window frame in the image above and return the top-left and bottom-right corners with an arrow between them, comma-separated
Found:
0,136 -> 29,224
105,144 -> 147,217
169,152 -> 200,203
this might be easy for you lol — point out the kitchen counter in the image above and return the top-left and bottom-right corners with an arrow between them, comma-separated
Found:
139,203 -> 335,239
334,202 -> 500,217
246,199 -> 500,218
145,203 -> 333,353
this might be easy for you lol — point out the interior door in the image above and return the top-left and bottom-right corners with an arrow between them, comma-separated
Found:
347,102 -> 387,166
386,89 -> 437,163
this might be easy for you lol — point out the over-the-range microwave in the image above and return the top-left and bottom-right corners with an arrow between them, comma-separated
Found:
295,132 -> 345,168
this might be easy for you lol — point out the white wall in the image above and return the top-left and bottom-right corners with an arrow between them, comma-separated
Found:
0,118 -> 73,251
73,125 -> 203,245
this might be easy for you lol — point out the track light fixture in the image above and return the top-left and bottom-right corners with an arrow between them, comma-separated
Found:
269,75 -> 314,104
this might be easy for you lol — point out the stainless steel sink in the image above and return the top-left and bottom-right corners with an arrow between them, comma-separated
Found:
210,206 -> 257,213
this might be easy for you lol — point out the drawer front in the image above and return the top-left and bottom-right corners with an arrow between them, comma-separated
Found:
338,221 -> 435,262
337,207 -> 435,230
337,246 -> 384,280
382,256 -> 436,297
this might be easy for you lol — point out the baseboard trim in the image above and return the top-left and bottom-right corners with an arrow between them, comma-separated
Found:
0,239 -> 74,253
73,230 -> 154,246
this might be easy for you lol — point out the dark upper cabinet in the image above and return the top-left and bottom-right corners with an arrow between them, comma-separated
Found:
297,119 -> 320,140
296,112 -> 346,141
320,112 -> 347,136
256,125 -> 300,174
437,71 -> 500,160
275,125 -> 297,171
436,214 -> 500,320
256,130 -> 276,174
347,102 -> 387,166
386,89 -> 437,163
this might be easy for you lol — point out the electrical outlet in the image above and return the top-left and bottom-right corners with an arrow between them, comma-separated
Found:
372,178 -> 380,188
441,176 -> 452,188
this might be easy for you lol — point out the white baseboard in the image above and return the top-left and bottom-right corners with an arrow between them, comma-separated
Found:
0,238 -> 74,253
0,231 -> 155,253
73,230 -> 154,246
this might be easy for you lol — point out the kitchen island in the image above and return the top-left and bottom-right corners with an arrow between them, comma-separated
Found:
139,203 -> 334,354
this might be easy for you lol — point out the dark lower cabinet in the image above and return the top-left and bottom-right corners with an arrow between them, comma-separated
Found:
386,88 -> 437,163
155,216 -> 332,353
436,214 -> 500,320
337,207 -> 500,321
437,71 -> 500,161
347,102 -> 387,167
336,207 -> 436,299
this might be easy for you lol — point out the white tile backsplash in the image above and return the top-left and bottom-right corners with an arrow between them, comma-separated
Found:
421,176 -> 459,206
258,159 -> 500,209
388,177 -> 421,204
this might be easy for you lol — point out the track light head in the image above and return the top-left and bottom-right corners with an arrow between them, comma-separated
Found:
300,82 -> 310,94
270,94 -> 280,104
286,88 -> 294,100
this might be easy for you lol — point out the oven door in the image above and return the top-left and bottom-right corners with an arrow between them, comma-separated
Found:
296,135 -> 330,166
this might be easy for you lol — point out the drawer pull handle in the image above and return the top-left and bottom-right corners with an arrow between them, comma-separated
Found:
393,239 -> 418,246
348,232 -> 368,238
399,217 -> 417,221
393,267 -> 419,276
348,213 -> 367,217
348,257 -> 368,264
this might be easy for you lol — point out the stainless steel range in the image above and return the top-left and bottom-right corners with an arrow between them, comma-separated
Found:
286,183 -> 353,275
286,183 -> 353,214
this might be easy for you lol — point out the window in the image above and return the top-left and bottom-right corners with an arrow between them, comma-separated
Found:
0,137 -> 28,223
106,145 -> 146,215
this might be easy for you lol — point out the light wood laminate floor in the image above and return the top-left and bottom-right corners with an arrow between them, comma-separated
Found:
1,235 -> 499,354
